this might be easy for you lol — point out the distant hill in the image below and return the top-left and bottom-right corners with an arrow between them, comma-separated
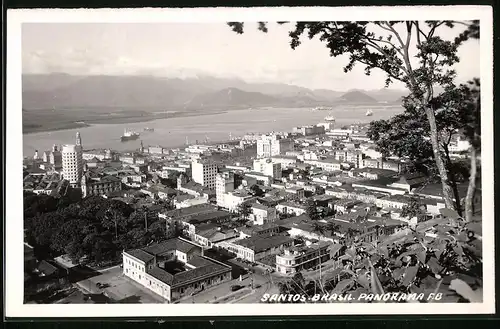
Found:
312,89 -> 345,101
362,89 -> 408,103
22,73 -> 406,110
338,90 -> 378,104
184,87 -> 280,109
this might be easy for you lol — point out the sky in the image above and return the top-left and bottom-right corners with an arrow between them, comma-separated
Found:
22,22 -> 480,91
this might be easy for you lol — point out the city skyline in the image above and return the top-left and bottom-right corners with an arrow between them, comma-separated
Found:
22,22 -> 480,91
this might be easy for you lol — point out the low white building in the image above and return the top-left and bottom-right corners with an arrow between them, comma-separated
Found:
253,158 -> 282,179
250,203 -> 277,225
123,238 -> 232,303
218,190 -> 255,212
304,158 -> 342,172
174,195 -> 209,209
275,202 -> 307,216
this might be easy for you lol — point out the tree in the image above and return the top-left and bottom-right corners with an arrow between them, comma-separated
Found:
345,228 -> 361,243
305,199 -> 320,220
249,184 -> 265,197
142,205 -> 149,231
278,272 -> 307,297
311,222 -> 324,236
237,202 -> 252,224
368,80 -> 481,214
401,197 -> 427,222
228,20 -> 479,213
326,221 -> 341,238
433,79 -> 481,221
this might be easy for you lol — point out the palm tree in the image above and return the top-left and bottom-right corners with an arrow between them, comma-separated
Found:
142,205 -> 148,232
305,199 -> 320,220
106,207 -> 119,240
345,227 -> 361,243
237,203 -> 252,224
311,222 -> 324,236
326,222 -> 341,238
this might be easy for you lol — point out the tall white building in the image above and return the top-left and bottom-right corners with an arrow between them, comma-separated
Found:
257,134 -> 294,158
191,159 -> 218,190
62,132 -> 83,187
216,172 -> 235,207
43,144 -> 62,169
253,158 -> 282,179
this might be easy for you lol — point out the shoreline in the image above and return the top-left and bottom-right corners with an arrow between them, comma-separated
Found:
22,109 -> 233,135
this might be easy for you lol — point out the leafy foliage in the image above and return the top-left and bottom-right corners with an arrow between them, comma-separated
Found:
305,199 -> 320,221
326,213 -> 482,303
236,202 -> 252,224
249,184 -> 265,197
400,197 -> 427,222
24,193 -> 172,266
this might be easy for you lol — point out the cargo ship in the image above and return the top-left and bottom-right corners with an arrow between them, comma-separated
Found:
121,129 -> 140,142
366,109 -> 373,117
143,127 -> 154,132
312,106 -> 333,111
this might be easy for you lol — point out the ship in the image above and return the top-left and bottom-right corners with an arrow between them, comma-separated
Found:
324,115 -> 336,122
366,109 -> 373,117
143,127 -> 154,132
313,106 -> 333,111
121,129 -> 140,142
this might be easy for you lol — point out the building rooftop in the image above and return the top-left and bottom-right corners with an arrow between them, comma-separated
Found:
144,238 -> 200,255
126,249 -> 156,264
352,177 -> 402,189
251,203 -> 271,211
36,260 -> 60,277
147,266 -> 175,285
239,223 -> 279,236
186,256 -> 214,268
279,201 -> 306,209
174,194 -> 195,202
163,204 -> 217,218
353,168 -> 398,177
235,234 -> 293,253
393,173 -> 428,187
412,182 -> 475,199
184,210 -> 232,225
171,257 -> 230,286
146,255 -> 230,287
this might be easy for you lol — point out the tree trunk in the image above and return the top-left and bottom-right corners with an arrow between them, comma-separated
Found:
443,144 -> 463,215
465,147 -> 477,222
424,107 -> 457,211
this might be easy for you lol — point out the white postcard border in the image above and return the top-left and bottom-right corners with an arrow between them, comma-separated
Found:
6,6 -> 495,317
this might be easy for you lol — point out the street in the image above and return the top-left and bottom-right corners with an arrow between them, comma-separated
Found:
75,265 -> 165,303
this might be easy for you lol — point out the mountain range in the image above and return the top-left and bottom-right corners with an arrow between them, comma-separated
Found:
22,73 -> 408,110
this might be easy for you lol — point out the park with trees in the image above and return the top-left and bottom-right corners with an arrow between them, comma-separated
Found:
24,191 -> 179,268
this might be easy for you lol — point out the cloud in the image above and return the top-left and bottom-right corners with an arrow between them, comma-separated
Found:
21,22 -> 480,91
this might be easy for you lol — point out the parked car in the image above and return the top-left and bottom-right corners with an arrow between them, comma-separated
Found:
230,285 -> 242,292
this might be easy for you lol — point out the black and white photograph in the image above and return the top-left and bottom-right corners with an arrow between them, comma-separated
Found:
5,6 -> 494,317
